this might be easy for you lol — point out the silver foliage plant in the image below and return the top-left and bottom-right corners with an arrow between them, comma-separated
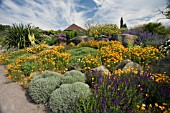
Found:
61,70 -> 86,84
28,71 -> 62,104
49,82 -> 91,113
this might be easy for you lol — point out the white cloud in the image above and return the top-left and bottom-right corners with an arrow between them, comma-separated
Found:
0,0 -> 168,30
92,0 -> 105,7
0,0 -> 88,30
92,0 -> 169,28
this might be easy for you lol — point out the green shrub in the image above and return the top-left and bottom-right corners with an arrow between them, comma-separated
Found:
28,71 -> 62,103
63,30 -> 79,39
67,47 -> 97,56
45,36 -> 58,46
142,22 -> 168,37
86,23 -> 121,38
61,70 -> 86,84
67,47 -> 98,64
49,82 -> 91,113
38,34 -> 52,44
46,30 -> 56,35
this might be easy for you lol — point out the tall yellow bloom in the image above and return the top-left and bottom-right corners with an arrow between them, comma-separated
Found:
28,33 -> 35,45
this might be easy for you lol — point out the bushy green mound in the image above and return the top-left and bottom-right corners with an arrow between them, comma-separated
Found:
31,70 -> 62,83
49,82 -> 91,113
67,47 -> 97,56
61,70 -> 86,84
67,47 -> 98,64
28,71 -> 62,104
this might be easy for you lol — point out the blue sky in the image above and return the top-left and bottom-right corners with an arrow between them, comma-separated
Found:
0,0 -> 169,30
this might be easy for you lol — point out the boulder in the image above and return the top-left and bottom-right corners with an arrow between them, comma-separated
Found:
110,34 -> 138,47
114,59 -> 132,70
122,62 -> 143,72
96,35 -> 109,42
149,56 -> 170,76
96,38 -> 109,42
91,65 -> 111,75
67,36 -> 94,45
114,59 -> 143,73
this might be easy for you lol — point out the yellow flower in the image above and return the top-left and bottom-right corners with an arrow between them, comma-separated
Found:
149,104 -> 152,108
155,103 -> 159,107
69,42 -> 75,46
164,110 -> 170,113
136,105 -> 140,109
145,94 -> 149,97
156,57 -> 159,60
163,103 -> 168,106
7,75 -> 12,79
108,85 -> 111,88
159,106 -> 165,110
23,78 -> 27,81
28,33 -> 35,45
52,62 -> 55,65
92,78 -> 94,81
141,106 -> 145,111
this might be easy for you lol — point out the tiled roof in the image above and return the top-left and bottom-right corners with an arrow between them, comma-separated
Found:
64,24 -> 86,32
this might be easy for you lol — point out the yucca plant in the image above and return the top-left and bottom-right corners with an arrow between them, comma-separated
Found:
2,23 -> 41,50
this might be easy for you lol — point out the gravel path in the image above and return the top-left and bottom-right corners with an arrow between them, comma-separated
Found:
0,66 -> 49,113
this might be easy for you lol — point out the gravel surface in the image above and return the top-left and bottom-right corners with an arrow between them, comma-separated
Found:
0,66 -> 49,113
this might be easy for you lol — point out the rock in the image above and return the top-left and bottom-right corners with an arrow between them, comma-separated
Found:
91,65 -> 111,75
67,36 -> 94,45
114,59 -> 143,73
110,34 -> 138,47
122,62 -> 143,72
149,56 -> 170,76
68,64 -> 82,72
96,35 -> 109,42
114,59 -> 132,70
96,38 -> 109,42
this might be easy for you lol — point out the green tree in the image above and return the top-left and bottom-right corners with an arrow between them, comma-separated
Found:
0,24 -> 10,32
120,17 -> 123,28
142,22 -> 168,37
120,17 -> 127,29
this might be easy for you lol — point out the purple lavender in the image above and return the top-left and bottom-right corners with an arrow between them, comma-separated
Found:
57,34 -> 67,41
70,71 -> 170,113
123,29 -> 168,47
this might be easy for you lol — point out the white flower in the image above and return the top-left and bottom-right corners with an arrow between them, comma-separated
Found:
142,104 -> 146,107
164,47 -> 167,50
